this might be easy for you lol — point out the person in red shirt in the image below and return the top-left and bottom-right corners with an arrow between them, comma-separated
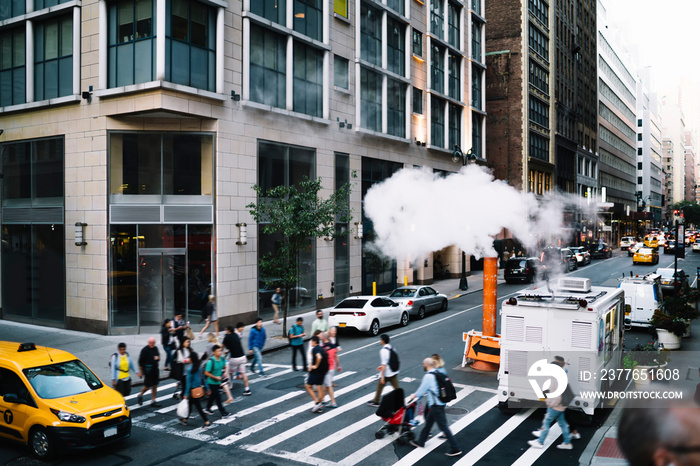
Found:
319,332 -> 339,408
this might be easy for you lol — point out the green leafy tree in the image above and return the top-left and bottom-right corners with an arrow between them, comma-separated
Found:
672,201 -> 700,227
247,175 -> 354,336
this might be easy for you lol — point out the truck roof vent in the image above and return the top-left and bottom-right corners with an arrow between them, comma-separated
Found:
557,278 -> 591,293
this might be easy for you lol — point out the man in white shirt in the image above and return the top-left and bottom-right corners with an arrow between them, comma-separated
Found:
367,334 -> 400,407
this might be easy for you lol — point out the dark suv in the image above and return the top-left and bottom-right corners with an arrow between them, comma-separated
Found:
541,247 -> 577,273
504,257 -> 542,284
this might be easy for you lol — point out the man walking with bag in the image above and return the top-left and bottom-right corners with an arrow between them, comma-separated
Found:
203,345 -> 231,418
408,357 -> 462,457
367,334 -> 400,408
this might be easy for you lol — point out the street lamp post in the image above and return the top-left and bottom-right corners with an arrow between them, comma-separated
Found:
452,145 -> 475,290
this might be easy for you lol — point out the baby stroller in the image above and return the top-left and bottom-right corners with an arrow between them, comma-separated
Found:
374,388 -> 417,444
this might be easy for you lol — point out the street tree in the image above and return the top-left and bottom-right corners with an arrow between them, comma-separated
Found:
247,175 -> 354,336
672,201 -> 700,227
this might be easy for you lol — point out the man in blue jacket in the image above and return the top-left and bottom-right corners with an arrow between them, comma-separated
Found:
408,357 -> 462,457
248,318 -> 267,377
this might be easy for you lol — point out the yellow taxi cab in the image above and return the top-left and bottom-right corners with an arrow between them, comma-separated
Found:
633,247 -> 659,265
643,235 -> 659,248
0,341 -> 131,459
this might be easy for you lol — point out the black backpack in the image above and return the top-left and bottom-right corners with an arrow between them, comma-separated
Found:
387,347 -> 400,372
433,371 -> 457,403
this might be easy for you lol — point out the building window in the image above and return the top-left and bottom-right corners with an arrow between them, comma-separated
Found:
360,67 -> 382,132
471,66 -> 482,109
334,0 -> 348,17
250,25 -> 286,108
294,0 -> 322,41
387,0 -> 404,16
387,78 -> 406,138
447,2 -> 460,49
637,133 -> 642,141
431,96 -> 445,148
0,27 -> 26,106
413,87 -> 422,114
293,42 -> 323,117
251,0 -> 286,25
637,118 -> 642,127
257,140 -> 316,313
528,0 -> 548,24
412,29 -> 422,56
472,112 -> 482,158
108,0 -> 155,88
34,0 -> 70,10
638,147 -> 642,155
109,133 -> 214,201
638,176 -> 643,184
528,60 -> 548,94
334,55 -> 348,89
1,0 -> 25,20
448,103 -> 460,149
430,0 -> 444,37
471,0 -> 481,16
166,0 -> 216,91
529,96 -> 548,128
528,24 -> 548,59
431,43 -> 444,94
360,2 -> 381,66
387,17 -> 405,76
3,137 -> 64,204
529,131 -> 549,161
448,52 -> 460,100
638,162 -> 643,170
34,15 -> 73,101
471,20 -> 481,62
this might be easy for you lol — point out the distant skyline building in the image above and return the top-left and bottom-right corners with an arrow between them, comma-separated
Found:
636,67 -> 663,227
660,98 -> 687,217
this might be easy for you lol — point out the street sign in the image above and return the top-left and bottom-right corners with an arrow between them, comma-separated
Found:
602,226 -> 612,232
463,332 -> 501,365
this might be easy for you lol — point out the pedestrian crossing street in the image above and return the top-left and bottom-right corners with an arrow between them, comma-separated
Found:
125,364 -> 578,465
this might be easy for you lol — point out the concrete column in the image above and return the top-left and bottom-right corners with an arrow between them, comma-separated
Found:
216,7 -> 224,93
156,0 -> 166,81
98,0 -> 107,90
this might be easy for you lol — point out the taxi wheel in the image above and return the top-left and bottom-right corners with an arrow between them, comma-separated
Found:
30,426 -> 54,460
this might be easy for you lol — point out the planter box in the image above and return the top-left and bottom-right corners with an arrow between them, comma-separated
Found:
657,328 -> 682,350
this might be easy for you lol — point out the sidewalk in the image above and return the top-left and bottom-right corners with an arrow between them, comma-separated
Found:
0,269 -> 500,387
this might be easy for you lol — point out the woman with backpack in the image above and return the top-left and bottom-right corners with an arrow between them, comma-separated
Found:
180,352 -> 211,427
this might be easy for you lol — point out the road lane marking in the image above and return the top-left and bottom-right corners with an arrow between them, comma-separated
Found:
453,408 -> 536,466
392,395 -> 499,466
124,381 -> 178,401
337,386 -> 478,466
511,422 -> 563,465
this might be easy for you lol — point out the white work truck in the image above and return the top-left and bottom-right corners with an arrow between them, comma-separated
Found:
497,277 -> 625,416
618,273 -> 662,328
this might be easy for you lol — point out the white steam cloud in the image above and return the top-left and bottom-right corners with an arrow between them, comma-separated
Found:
363,165 -> 594,260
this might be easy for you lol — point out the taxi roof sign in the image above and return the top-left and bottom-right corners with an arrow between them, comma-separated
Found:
18,342 -> 37,352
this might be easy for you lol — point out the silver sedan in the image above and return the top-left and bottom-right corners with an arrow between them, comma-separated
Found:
389,286 -> 448,319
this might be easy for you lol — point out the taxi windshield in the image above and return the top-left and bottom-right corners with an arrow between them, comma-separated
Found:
23,360 -> 103,399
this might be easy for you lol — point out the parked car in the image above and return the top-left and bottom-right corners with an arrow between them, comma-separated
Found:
569,247 -> 591,265
328,296 -> 409,336
628,242 -> 644,257
620,236 -> 636,250
633,247 -> 659,265
540,247 -> 577,273
655,267 -> 689,295
590,243 -> 613,259
504,257 -> 542,284
692,242 -> 700,253
389,286 -> 448,319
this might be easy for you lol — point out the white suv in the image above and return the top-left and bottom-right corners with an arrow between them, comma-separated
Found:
620,236 -> 636,250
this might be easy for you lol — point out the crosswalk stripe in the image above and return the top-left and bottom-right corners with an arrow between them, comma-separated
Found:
244,392 -> 377,453
215,374 -> 378,446
124,381 -> 178,401
246,448 -> 339,466
511,422 -> 563,465
131,414 -> 217,442
212,371 -> 357,426
297,414 -> 381,457
393,395 -> 499,465
337,386 -> 478,466
249,368 -> 293,384
453,408 -> 536,466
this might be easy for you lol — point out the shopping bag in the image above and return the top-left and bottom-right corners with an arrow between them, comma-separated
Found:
185,327 -> 195,341
176,398 -> 189,418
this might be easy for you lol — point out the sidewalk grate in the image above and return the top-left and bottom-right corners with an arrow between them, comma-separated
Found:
596,437 -> 625,459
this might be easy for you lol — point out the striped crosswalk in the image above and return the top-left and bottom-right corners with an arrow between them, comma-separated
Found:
125,364 -> 578,465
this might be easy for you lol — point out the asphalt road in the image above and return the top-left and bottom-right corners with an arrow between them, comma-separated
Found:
2,246 -> 699,465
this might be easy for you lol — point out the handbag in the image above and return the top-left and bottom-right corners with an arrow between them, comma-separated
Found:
190,386 -> 204,398
176,398 -> 189,418
185,327 -> 195,341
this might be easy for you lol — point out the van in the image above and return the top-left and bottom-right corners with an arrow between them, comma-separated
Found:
618,274 -> 663,328
0,341 -> 131,459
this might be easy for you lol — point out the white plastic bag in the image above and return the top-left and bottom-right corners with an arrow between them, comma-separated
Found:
177,399 -> 189,418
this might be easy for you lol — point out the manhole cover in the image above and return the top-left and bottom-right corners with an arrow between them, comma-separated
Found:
445,407 -> 469,415
266,377 -> 306,390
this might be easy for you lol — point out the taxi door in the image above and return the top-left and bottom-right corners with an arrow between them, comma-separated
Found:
0,368 -> 31,442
